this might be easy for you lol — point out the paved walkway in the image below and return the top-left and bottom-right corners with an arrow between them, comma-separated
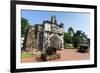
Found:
21,49 -> 90,63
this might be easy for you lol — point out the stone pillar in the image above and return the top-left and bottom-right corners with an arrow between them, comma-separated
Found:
43,31 -> 46,54
62,35 -> 64,49
36,31 -> 39,49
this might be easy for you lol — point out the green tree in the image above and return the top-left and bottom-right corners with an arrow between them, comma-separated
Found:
21,18 -> 29,37
68,27 -> 74,37
72,30 -> 81,48
81,32 -> 87,40
64,32 -> 67,43
72,30 -> 88,48
73,36 -> 79,48
64,27 -> 75,44
64,32 -> 72,43
64,27 -> 88,48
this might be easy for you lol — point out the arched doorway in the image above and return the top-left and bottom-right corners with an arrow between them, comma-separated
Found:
50,34 -> 60,49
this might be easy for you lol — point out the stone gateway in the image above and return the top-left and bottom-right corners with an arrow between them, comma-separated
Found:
23,16 -> 64,53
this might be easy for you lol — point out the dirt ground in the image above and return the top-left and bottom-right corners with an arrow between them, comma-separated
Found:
21,49 -> 90,63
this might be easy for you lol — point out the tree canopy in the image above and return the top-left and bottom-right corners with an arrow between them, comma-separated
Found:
64,27 -> 88,48
72,30 -> 88,48
21,18 -> 29,37
64,32 -> 72,43
68,27 -> 74,37
64,27 -> 74,44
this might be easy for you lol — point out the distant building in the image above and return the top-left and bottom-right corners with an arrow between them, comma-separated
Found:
23,16 -> 64,53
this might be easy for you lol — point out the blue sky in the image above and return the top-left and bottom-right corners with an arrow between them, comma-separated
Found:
21,10 -> 90,37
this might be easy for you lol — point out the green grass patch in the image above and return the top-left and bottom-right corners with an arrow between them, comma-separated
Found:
64,44 -> 74,49
21,52 -> 33,59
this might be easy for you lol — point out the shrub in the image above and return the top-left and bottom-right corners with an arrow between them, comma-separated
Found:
46,47 -> 57,55
41,53 -> 47,61
65,44 -> 74,48
47,53 -> 60,60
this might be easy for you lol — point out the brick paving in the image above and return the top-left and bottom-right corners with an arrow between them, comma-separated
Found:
21,49 -> 90,63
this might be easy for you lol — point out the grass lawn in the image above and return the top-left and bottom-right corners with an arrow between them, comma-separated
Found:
21,52 -> 33,59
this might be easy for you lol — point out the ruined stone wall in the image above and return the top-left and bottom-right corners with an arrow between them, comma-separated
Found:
25,26 -> 37,52
23,16 -> 64,52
